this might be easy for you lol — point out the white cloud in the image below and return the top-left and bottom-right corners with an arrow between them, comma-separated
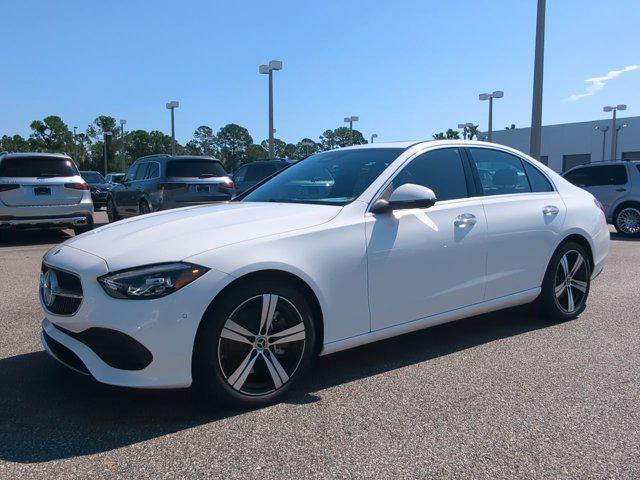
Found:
566,65 -> 639,101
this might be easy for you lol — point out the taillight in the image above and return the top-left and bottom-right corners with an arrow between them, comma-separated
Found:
157,183 -> 187,191
64,182 -> 89,190
0,184 -> 20,192
594,198 -> 605,214
219,181 -> 235,189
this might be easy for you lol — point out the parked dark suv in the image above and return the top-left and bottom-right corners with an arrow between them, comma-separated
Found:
232,159 -> 294,195
106,155 -> 233,222
80,170 -> 113,209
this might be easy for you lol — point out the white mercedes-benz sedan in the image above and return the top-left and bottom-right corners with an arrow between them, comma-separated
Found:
39,141 -> 609,407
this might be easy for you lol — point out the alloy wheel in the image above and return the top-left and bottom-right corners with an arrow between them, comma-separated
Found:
217,294 -> 306,396
617,207 -> 640,235
554,250 -> 589,314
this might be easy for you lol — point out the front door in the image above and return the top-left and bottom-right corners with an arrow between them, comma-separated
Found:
366,147 -> 487,331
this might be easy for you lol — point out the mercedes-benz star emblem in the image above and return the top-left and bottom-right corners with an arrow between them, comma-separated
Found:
40,269 -> 58,307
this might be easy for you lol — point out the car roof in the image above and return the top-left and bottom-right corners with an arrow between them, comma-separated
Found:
339,139 -> 518,150
243,159 -> 294,166
563,161 -> 639,174
135,154 -> 222,162
0,151 -> 73,160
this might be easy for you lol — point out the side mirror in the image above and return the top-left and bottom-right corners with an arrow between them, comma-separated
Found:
371,184 -> 437,214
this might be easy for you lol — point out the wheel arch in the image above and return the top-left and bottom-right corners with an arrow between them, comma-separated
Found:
192,269 -> 325,365
555,232 -> 594,271
612,199 -> 640,220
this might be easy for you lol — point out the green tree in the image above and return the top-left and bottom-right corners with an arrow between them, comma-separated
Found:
260,138 -> 288,158
433,128 -> 461,140
462,124 -> 480,140
186,125 -> 218,156
244,144 -> 269,163
319,127 -> 366,150
29,115 -> 73,152
0,134 -> 31,152
215,123 -> 253,171
294,138 -> 319,159
505,124 -> 516,130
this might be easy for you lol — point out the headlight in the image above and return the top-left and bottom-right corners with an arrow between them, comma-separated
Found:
98,263 -> 209,299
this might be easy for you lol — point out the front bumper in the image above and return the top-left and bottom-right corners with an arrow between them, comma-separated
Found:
39,245 -> 234,388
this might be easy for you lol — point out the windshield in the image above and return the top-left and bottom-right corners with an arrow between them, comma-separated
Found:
166,159 -> 227,178
243,148 -> 405,205
81,171 -> 105,184
0,156 -> 78,178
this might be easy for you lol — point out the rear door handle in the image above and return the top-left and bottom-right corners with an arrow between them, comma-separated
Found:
616,188 -> 626,192
543,205 -> 559,216
454,213 -> 477,228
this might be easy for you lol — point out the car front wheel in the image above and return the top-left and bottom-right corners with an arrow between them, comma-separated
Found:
194,279 -> 317,408
538,241 -> 591,321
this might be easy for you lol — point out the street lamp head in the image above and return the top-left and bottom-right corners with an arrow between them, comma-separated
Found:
268,60 -> 283,70
371,134 -> 378,139
603,106 -> 613,112
120,119 -> 126,126
104,131 -> 112,137
344,117 -> 351,123
166,101 -> 179,109
259,64 -> 269,74
458,122 -> 474,128
617,104 -> 627,111
479,93 -> 490,101
492,91 -> 504,98
351,116 -> 359,122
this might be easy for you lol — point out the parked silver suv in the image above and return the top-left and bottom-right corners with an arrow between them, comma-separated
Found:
563,161 -> 640,237
0,152 -> 94,235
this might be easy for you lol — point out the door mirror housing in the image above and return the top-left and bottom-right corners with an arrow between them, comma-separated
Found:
371,184 -> 437,213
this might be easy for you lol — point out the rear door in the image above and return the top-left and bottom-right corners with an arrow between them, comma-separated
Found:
114,163 -> 139,215
467,147 -> 565,300
0,156 -> 84,206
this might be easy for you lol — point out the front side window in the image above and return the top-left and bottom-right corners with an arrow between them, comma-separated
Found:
135,163 -> 150,180
246,164 -> 278,182
243,148 -> 404,205
391,148 -> 468,201
565,165 -> 627,187
234,166 -> 248,182
469,148 -> 531,196
124,164 -> 138,182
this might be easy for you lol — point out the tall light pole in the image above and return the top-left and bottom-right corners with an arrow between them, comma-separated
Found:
603,104 -> 626,160
103,131 -> 112,175
166,101 -> 179,155
344,116 -> 359,145
616,123 -> 628,160
595,125 -> 609,162
479,91 -> 503,142
119,119 -> 127,171
370,133 -> 378,143
259,60 -> 283,158
529,0 -> 546,160
458,123 -> 474,140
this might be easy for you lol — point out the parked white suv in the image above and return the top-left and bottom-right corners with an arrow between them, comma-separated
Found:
0,152 -> 94,235
563,161 -> 640,237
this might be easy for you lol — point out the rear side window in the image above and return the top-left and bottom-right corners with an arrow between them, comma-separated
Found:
166,160 -> 227,178
522,162 -> 553,192
0,156 -> 78,178
564,165 -> 627,187
393,148 -> 468,201
468,148 -> 531,195
246,164 -> 278,181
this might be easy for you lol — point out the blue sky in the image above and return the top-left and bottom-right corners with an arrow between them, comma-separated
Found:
1,0 -> 639,145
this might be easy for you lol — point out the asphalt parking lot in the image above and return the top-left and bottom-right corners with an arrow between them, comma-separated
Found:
0,213 -> 638,479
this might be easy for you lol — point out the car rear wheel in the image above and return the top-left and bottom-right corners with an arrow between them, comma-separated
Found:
106,197 -> 120,223
538,241 -> 591,321
193,279 -> 317,408
614,204 -> 640,237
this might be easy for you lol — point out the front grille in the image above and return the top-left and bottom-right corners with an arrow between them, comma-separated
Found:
40,264 -> 83,316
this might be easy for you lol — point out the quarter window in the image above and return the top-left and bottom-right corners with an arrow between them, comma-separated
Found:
392,148 -> 468,201
468,148 -> 531,195
145,162 -> 159,179
522,162 -> 553,192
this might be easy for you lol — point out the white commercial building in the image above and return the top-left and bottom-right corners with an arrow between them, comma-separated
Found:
480,116 -> 640,173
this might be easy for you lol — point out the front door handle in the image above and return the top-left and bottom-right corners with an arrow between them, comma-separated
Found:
543,205 -> 559,216
616,188 -> 626,192
454,213 -> 477,228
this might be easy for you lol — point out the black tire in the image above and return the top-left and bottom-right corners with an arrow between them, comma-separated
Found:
139,199 -> 151,215
613,203 -> 640,237
73,216 -> 94,236
538,241 -> 591,322
106,197 -> 120,223
193,278 -> 317,409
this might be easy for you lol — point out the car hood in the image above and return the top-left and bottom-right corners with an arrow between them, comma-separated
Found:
63,202 -> 342,271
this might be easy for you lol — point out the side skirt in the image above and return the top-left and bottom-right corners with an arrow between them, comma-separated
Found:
320,288 -> 540,356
